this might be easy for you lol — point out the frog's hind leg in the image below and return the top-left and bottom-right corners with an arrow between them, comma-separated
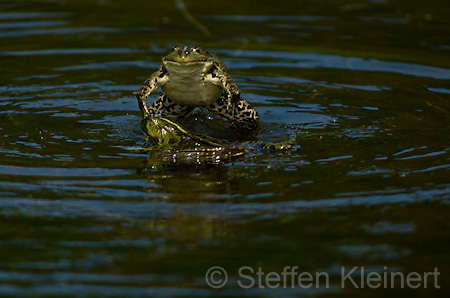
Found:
208,92 -> 259,130
147,94 -> 193,120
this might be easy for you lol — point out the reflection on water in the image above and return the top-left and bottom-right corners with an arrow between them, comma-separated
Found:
1,0 -> 450,297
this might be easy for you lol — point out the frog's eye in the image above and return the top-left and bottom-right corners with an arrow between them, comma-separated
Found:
192,46 -> 199,52
172,46 -> 181,52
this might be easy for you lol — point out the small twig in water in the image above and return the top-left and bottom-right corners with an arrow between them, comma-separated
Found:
175,0 -> 212,37
425,101 -> 450,114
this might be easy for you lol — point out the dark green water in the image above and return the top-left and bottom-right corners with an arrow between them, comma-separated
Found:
1,0 -> 450,297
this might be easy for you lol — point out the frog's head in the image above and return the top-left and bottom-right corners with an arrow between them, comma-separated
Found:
162,46 -> 224,75
164,46 -> 210,63
141,117 -> 183,149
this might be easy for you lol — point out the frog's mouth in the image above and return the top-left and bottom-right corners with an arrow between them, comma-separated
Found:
164,60 -> 211,74
164,59 -> 207,65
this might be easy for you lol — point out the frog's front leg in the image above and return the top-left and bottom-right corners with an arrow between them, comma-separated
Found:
133,68 -> 168,118
204,69 -> 240,112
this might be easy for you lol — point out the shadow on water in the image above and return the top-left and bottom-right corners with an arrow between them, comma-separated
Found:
0,0 -> 450,297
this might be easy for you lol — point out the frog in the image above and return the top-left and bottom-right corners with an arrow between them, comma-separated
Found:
133,46 -> 259,130
140,117 -> 246,165
138,117 -> 296,166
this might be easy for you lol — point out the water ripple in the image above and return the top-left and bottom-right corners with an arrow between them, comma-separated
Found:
0,27 -> 123,38
0,165 -> 132,177
220,50 -> 450,79
0,12 -> 70,20
1,186 -> 449,220
0,48 -> 144,56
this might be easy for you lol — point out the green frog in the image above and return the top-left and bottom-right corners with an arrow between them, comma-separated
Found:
141,117 -> 246,165
133,46 -> 259,130
139,117 -> 295,166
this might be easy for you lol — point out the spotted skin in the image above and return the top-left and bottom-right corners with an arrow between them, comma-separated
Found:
146,94 -> 193,120
133,46 -> 259,130
135,69 -> 168,118
208,92 -> 259,130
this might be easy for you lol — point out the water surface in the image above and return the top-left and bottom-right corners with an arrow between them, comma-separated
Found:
1,0 -> 449,297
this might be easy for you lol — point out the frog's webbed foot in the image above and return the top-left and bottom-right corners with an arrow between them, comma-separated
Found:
134,91 -> 150,118
209,92 -> 259,130
134,80 -> 157,118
